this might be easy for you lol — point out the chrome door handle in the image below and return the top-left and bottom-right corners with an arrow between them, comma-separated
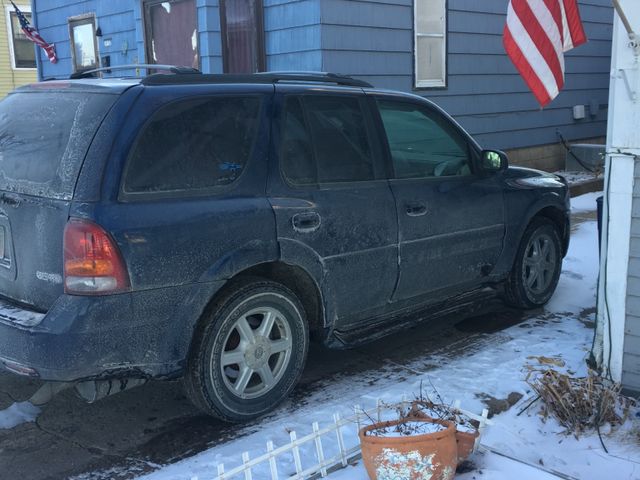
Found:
292,211 -> 321,233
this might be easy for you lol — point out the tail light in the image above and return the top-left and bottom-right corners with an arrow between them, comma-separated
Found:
63,219 -> 130,295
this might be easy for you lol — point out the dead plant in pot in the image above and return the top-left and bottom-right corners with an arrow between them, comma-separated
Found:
408,388 -> 481,463
358,405 -> 458,480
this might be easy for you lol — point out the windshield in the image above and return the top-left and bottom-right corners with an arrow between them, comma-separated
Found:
0,91 -> 117,199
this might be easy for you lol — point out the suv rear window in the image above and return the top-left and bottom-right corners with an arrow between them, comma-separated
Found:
123,96 -> 261,195
0,92 -> 117,200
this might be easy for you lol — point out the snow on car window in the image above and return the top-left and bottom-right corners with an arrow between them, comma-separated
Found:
0,92 -> 116,200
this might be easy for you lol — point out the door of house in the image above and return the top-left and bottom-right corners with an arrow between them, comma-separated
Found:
144,0 -> 198,68
220,0 -> 265,73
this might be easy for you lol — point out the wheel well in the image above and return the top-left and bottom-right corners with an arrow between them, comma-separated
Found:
533,206 -> 569,254
235,262 -> 325,339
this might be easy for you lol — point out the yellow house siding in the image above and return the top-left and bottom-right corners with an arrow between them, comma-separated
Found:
0,0 -> 36,97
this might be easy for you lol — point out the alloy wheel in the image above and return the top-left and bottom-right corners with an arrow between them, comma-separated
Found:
522,231 -> 558,296
215,306 -> 293,400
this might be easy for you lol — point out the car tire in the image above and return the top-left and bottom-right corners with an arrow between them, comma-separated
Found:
184,277 -> 309,422
504,217 -> 563,309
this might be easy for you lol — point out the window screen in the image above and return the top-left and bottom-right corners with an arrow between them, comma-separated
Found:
415,0 -> 446,87
281,96 -> 375,185
124,96 -> 261,194
378,100 -> 471,179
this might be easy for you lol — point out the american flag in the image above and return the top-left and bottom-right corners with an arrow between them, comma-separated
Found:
10,1 -> 57,64
504,0 -> 587,107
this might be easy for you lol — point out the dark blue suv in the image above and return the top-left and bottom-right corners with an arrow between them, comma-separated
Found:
0,72 -> 569,421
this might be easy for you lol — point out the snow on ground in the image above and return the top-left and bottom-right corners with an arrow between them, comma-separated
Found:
136,193 -> 640,480
569,191 -> 602,213
0,401 -> 40,429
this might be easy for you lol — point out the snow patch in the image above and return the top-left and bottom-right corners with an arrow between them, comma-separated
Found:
368,421 -> 447,437
0,401 -> 40,429
571,191 -> 602,213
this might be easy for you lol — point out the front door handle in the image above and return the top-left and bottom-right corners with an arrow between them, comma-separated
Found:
405,202 -> 428,217
292,211 -> 321,233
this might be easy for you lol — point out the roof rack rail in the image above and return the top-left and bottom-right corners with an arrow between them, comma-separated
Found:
70,64 -> 201,80
140,72 -> 373,88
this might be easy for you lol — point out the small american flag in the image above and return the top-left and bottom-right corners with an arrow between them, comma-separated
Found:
504,0 -> 587,107
10,1 -> 57,64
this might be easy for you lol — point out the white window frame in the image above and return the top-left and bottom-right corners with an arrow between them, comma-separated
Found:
414,0 -> 447,88
5,4 -> 36,70
68,13 -> 99,73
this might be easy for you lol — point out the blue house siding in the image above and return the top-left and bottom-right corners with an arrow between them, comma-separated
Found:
32,0 -> 97,78
320,0 -> 612,150
33,0 -> 611,155
264,0 -> 321,71
35,0 -> 321,76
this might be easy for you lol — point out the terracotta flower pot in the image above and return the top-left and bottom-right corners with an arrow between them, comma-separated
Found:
454,428 -> 480,463
408,402 -> 480,463
359,418 -> 457,480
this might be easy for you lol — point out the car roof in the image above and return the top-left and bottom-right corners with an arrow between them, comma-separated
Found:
16,78 -> 141,94
14,72 -> 428,103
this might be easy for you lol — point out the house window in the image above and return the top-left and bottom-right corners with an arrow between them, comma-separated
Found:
143,0 -> 198,68
69,15 -> 99,72
414,0 -> 446,88
220,0 -> 265,73
6,6 -> 36,69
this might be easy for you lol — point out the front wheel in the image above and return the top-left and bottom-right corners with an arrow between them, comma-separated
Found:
504,217 -> 563,309
184,277 -> 309,422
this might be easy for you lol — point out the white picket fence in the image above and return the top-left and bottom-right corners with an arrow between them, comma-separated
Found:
211,399 -> 491,480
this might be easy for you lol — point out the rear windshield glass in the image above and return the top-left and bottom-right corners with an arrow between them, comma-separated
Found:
0,92 -> 117,200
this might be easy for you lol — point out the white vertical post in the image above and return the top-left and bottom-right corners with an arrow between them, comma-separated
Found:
333,413 -> 348,467
313,422 -> 327,477
217,463 -> 225,480
290,431 -> 303,475
376,398 -> 383,422
266,440 -> 279,480
354,405 -> 362,434
476,408 -> 489,452
594,0 -> 640,383
242,452 -> 252,480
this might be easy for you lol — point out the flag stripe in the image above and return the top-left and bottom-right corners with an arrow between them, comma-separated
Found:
504,0 -> 587,107
9,1 -> 57,64
506,2 -> 559,103
512,0 -> 564,90
503,28 -> 552,107
562,0 -> 587,48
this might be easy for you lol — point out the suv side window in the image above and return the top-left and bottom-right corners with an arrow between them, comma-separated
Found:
377,100 -> 472,179
124,95 -> 261,194
281,95 -> 376,185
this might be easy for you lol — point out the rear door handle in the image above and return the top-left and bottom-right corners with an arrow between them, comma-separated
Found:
405,202 -> 428,217
292,211 -> 321,233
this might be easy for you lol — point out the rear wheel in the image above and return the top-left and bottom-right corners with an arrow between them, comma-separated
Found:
505,217 -> 562,309
184,277 -> 309,422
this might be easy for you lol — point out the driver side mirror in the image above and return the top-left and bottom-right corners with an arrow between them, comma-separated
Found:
481,149 -> 509,173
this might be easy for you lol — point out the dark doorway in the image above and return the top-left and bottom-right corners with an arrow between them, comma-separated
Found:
220,0 -> 266,73
144,0 -> 198,68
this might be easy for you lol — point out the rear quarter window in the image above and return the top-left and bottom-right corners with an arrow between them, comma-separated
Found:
123,95 -> 262,195
0,92 -> 117,199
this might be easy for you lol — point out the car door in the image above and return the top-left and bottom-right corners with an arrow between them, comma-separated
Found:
371,93 -> 506,302
268,86 -> 398,325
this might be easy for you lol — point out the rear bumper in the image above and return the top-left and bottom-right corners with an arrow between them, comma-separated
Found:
0,281 -> 225,382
